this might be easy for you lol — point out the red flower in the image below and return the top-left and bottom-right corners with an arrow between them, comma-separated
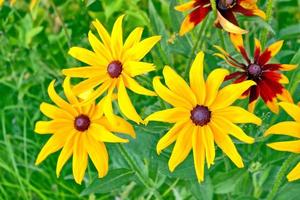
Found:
214,35 -> 297,113
175,0 -> 266,36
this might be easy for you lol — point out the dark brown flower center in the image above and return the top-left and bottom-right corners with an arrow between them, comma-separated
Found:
191,105 -> 211,126
74,115 -> 90,132
247,64 -> 262,78
107,61 -> 123,78
217,0 -> 236,10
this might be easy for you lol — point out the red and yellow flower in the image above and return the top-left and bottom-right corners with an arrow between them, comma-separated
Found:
175,0 -> 266,35
214,36 -> 297,113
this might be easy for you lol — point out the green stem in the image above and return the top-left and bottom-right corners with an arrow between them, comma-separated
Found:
260,0 -> 274,47
162,178 -> 179,197
266,154 -> 297,200
117,144 -> 162,199
184,17 -> 209,79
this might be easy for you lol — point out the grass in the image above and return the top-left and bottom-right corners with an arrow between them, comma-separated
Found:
0,0 -> 300,199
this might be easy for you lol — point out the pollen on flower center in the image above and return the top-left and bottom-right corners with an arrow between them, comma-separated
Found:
107,61 -> 123,78
190,105 -> 211,126
217,0 -> 236,10
247,64 -> 262,78
74,115 -> 90,132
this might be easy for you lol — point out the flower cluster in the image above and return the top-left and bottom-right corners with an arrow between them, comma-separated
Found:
34,3 -> 298,185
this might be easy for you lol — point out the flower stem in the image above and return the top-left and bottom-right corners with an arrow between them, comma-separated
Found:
117,144 -> 162,199
266,154 -> 297,200
184,17 -> 209,79
260,0 -> 274,47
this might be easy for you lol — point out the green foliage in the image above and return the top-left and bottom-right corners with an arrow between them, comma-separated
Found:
0,0 -> 299,199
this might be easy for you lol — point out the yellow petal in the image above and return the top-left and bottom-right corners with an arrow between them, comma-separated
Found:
118,78 -> 143,123
122,73 -> 156,96
280,64 -> 298,71
266,40 -> 284,57
145,108 -> 190,123
88,123 -> 128,143
95,116 -> 136,138
248,99 -> 257,113
168,123 -> 193,172
63,77 -> 79,106
192,126 -> 205,182
164,66 -> 196,106
56,131 -> 76,177
202,126 -> 215,167
175,0 -> 197,11
103,82 -> 117,125
84,135 -> 108,178
190,51 -> 206,104
123,27 -> 143,51
153,77 -> 192,109
126,36 -> 161,61
209,122 -> 244,168
111,15 -> 124,59
72,133 -> 88,184
35,120 -> 73,134
279,102 -> 300,122
205,69 -> 229,106
264,121 -> 300,138
211,80 -> 256,110
279,74 -> 289,84
217,11 -> 248,34
72,76 -> 108,95
287,162 -> 300,182
48,80 -> 78,116
157,121 -> 188,154
78,81 -> 111,105
92,19 -> 111,50
212,116 -> 255,144
229,33 -> 244,52
68,47 -> 104,66
123,61 -> 155,77
35,131 -> 70,165
40,102 -> 73,120
213,106 -> 262,125
62,67 -> 107,78
267,140 -> 300,153
88,31 -> 112,62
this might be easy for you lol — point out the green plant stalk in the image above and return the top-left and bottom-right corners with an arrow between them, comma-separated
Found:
266,154 -> 297,200
260,0 -> 274,47
184,17 -> 209,79
117,144 -> 162,199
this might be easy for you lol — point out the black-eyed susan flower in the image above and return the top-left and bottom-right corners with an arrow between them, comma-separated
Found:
214,36 -> 297,113
62,15 -> 161,124
175,0 -> 266,35
35,77 -> 135,184
265,102 -> 300,181
145,51 -> 261,182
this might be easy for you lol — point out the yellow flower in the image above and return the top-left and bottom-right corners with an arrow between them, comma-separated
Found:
265,102 -> 300,181
63,15 -> 161,124
145,51 -> 261,182
35,77 -> 135,184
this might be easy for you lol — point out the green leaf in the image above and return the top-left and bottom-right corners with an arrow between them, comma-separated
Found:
80,169 -> 135,196
190,177 -> 214,200
276,182 -> 300,200
212,169 -> 247,194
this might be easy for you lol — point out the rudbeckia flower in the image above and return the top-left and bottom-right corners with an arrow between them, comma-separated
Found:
175,0 -> 266,35
35,77 -> 135,184
145,51 -> 261,182
265,102 -> 300,181
214,36 -> 297,113
63,15 -> 161,124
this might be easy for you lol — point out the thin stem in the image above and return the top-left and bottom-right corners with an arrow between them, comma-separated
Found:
266,154 -> 297,200
162,178 -> 179,197
218,29 -> 227,50
260,0 -> 274,47
49,0 -> 71,47
117,144 -> 162,200
184,17 -> 209,79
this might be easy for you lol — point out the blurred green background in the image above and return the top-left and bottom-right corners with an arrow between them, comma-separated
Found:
0,0 -> 299,199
